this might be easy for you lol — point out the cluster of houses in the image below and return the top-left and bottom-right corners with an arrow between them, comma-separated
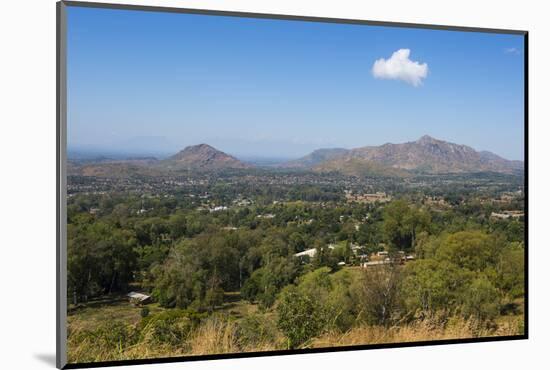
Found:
480,190 -> 523,205
233,197 -> 253,207
293,243 -> 414,268
359,250 -> 414,268
423,196 -> 449,208
210,205 -> 229,212
490,210 -> 524,220
197,196 -> 255,213
344,190 -> 392,204
256,213 -> 276,219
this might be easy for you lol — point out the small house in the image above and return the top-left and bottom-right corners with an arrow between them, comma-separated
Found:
127,291 -> 151,305
294,248 -> 317,258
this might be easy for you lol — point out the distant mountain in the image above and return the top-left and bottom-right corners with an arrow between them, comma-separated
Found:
68,138 -> 523,177
282,148 -> 351,168
68,162 -> 164,178
163,144 -> 251,170
289,135 -> 523,175
478,150 -> 524,173
314,157 -> 410,178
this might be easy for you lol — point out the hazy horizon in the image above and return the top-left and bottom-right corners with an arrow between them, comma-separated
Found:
67,133 -> 524,163
67,7 -> 525,161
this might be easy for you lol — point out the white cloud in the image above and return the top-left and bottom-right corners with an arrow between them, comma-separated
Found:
372,49 -> 428,87
504,47 -> 521,55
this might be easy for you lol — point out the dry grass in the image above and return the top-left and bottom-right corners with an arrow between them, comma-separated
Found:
310,315 -> 524,348
189,317 -> 240,355
67,299 -> 524,364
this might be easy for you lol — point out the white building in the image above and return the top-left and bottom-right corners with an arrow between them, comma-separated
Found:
127,291 -> 151,304
294,248 -> 317,258
294,244 -> 335,259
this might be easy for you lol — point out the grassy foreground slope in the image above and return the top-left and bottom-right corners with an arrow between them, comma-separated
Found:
67,289 -> 524,363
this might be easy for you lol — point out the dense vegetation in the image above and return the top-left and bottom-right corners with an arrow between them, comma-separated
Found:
66,171 -> 525,362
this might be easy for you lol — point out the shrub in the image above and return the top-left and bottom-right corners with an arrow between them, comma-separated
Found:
326,269 -> 362,331
360,264 -> 404,326
293,267 -> 360,332
204,286 -> 224,311
139,309 -> 206,346
402,259 -> 472,318
241,268 -> 264,304
237,314 -> 279,348
461,276 -> 500,323
496,244 -> 525,299
277,287 -> 325,349
435,231 -> 500,272
140,307 -> 150,318
241,257 -> 300,309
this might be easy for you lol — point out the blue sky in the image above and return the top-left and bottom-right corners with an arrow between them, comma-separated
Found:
67,6 -> 525,160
